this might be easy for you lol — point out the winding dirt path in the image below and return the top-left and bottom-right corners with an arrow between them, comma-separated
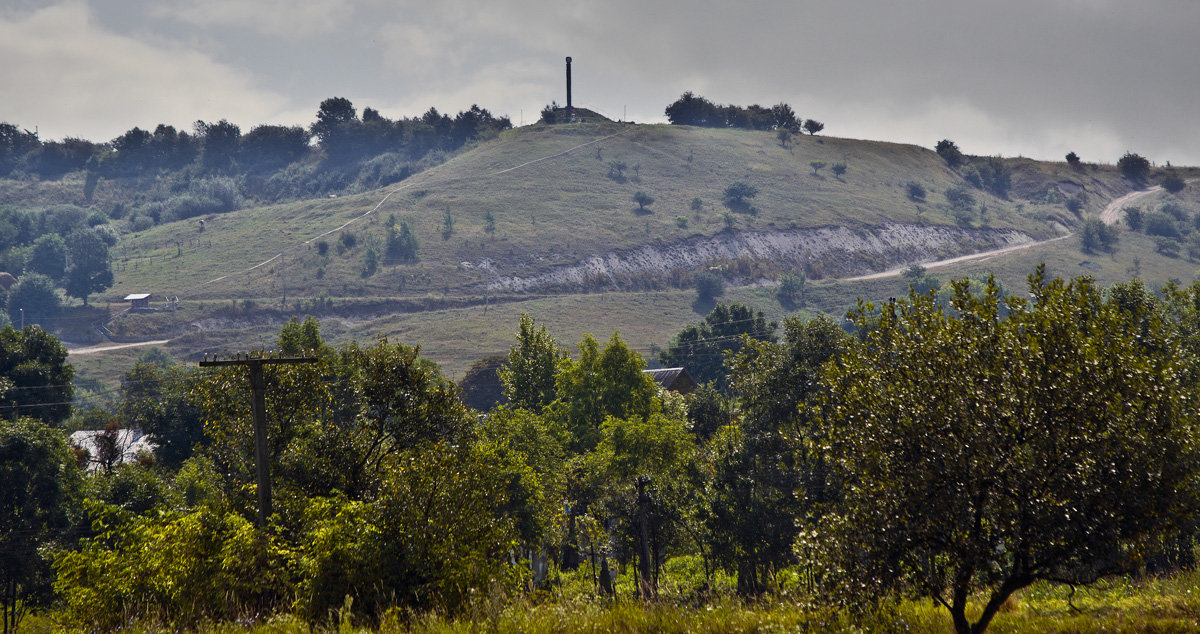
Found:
846,186 -> 1164,282
68,340 -> 170,356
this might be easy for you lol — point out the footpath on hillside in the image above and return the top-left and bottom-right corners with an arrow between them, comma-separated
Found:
845,185 -> 1164,282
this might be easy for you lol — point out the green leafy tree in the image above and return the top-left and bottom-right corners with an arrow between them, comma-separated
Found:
722,181 -> 758,211
499,314 -> 565,411
809,160 -> 826,175
1080,217 -> 1119,253
1124,206 -> 1144,231
633,191 -> 654,212
1162,170 -> 1187,194
386,220 -> 419,262
0,326 -> 72,425
712,316 -> 848,595
0,417 -> 78,634
554,332 -> 657,451
458,354 -> 508,412
63,228 -> 113,306
802,119 -> 824,135
658,303 -> 775,391
120,363 -> 205,468
812,268 -> 1200,634
694,271 -> 724,301
277,316 -> 327,356
7,274 -> 60,326
26,234 -> 66,281
831,162 -> 847,178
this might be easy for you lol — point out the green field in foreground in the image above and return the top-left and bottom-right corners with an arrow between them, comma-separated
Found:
21,569 -> 1200,633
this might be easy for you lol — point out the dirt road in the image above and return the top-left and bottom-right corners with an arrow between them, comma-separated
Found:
68,340 -> 170,356
846,186 -> 1164,282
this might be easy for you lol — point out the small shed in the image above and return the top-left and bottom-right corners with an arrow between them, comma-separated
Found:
124,293 -> 151,310
643,367 -> 698,395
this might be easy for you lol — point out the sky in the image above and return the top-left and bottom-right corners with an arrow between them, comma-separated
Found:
3,0 -> 1200,165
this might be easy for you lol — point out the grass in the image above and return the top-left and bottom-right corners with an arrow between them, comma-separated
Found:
19,568 -> 1200,633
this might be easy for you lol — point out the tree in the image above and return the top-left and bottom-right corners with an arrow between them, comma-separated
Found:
0,418 -> 78,634
120,362 -> 205,468
658,303 -> 775,391
771,103 -> 800,132
553,332 -> 657,451
713,316 -> 849,595
1118,151 -> 1151,182
831,162 -> 847,178
633,191 -> 654,212
458,355 -> 508,412
7,274 -> 60,329
499,314 -> 565,412
776,128 -> 791,148
935,139 -> 965,168
664,92 -> 721,126
277,316 -> 326,356
310,97 -> 358,147
809,160 -> 826,175
63,228 -> 113,305
386,220 -> 419,262
812,269 -> 1200,634
906,181 -> 927,202
195,119 -> 241,173
802,119 -> 824,136
722,181 -> 758,212
240,124 -> 310,172
944,185 -> 975,210
1065,151 -> 1081,167
26,234 -> 66,281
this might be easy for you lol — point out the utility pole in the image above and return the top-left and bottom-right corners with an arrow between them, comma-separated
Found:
199,351 -> 318,527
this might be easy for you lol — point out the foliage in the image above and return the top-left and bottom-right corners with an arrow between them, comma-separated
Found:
1144,211 -> 1180,238
694,271 -> 724,301
633,191 -> 654,211
812,269 -> 1200,634
831,162 -> 847,178
714,316 -> 849,595
906,181 -> 927,202
721,181 -> 759,212
963,156 -> 1012,198
386,219 -> 419,262
1124,206 -> 1144,231
54,504 -> 291,631
1079,217 -> 1118,253
802,119 -> 825,136
1162,170 -> 1187,194
277,315 -> 327,356
553,332 -> 657,452
62,228 -> 113,305
120,362 -> 206,468
1066,150 -> 1081,167
7,274 -> 60,327
665,92 -> 802,132
1118,152 -> 1151,182
458,354 -> 508,412
777,272 -> 807,307
944,185 -> 975,210
26,234 -> 66,281
809,161 -> 826,175
935,139 -> 965,168
499,314 -> 565,412
0,418 -> 78,633
658,303 -> 776,391
0,326 -> 72,425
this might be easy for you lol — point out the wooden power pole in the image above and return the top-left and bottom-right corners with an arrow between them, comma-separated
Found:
199,352 -> 318,527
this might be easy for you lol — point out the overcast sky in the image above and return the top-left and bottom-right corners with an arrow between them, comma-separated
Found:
3,0 -> 1199,165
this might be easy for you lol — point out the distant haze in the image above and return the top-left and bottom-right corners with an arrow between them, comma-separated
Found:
3,0 -> 1199,165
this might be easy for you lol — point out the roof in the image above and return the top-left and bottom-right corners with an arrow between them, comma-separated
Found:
643,367 -> 698,394
123,293 -> 151,301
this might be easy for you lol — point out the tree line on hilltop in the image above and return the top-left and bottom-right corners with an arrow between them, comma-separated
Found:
5,266 -> 1200,633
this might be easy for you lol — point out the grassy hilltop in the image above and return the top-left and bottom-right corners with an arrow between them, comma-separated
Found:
9,120 -> 1197,386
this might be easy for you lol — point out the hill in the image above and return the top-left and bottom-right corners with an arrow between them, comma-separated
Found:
3,121 -> 1198,389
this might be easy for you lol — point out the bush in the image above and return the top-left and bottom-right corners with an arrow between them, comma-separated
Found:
1066,151 -> 1081,167
945,185 -> 975,210
1080,217 -> 1118,254
906,181 -> 926,202
777,272 -> 806,306
8,273 -> 60,325
1065,192 -> 1087,214
1118,152 -> 1151,182
722,182 -> 758,211
675,216 -> 688,229
1162,171 -> 1187,194
1125,206 -> 1144,231
1156,236 -> 1181,258
316,240 -> 329,256
386,221 -> 419,262
935,139 -> 965,168
1159,201 -> 1189,222
1145,211 -> 1181,238
694,271 -> 724,301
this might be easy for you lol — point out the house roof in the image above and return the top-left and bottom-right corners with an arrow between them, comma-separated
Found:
643,367 -> 698,393
123,293 -> 151,301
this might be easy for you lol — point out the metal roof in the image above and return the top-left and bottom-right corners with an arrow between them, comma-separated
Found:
123,293 -> 151,300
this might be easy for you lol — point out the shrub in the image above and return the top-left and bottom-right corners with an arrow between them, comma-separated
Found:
1159,201 -> 1189,222
1125,206 -> 1144,231
1066,151 -> 1081,167
722,182 -> 759,211
339,231 -> 357,250
1118,152 -> 1151,182
675,216 -> 688,229
1145,211 -> 1181,238
1065,192 -> 1087,214
360,246 -> 378,277
690,197 -> 703,212
1162,171 -> 1187,194
694,271 -> 724,301
935,139 -> 965,168
1156,236 -> 1181,257
777,272 -> 806,306
316,240 -> 329,256
386,221 -> 419,262
944,185 -> 975,210
906,181 -> 926,202
831,162 -> 847,178
1079,217 -> 1118,254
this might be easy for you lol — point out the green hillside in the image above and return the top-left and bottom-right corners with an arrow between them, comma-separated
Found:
5,120 -> 1198,388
